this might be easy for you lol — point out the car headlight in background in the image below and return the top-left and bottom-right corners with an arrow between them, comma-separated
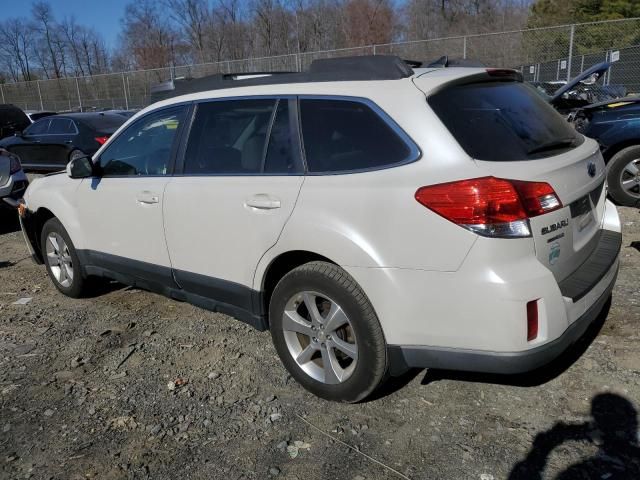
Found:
9,154 -> 22,175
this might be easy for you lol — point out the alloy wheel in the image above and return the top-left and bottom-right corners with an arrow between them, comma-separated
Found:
282,291 -> 358,384
620,158 -> 640,199
45,232 -> 74,288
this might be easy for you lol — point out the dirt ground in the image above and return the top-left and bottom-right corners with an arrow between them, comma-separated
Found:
0,205 -> 639,480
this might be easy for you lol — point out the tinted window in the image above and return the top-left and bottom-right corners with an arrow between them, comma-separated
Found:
264,101 -> 296,174
99,106 -> 186,176
428,81 -> 583,161
48,118 -> 76,134
183,99 -> 275,175
25,119 -> 50,135
79,114 -> 127,134
300,99 -> 412,173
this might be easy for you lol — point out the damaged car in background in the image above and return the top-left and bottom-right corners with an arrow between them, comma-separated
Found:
537,61 -> 640,207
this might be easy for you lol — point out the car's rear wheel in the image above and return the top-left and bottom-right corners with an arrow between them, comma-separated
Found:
68,149 -> 85,163
269,261 -> 387,402
607,145 -> 640,207
41,218 -> 88,298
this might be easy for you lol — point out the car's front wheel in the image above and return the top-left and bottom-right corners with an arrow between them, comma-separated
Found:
41,217 -> 88,298
607,145 -> 640,207
269,261 -> 387,402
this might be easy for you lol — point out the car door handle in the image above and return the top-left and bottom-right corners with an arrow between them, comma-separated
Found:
245,194 -> 281,210
136,191 -> 160,204
65,140 -> 73,144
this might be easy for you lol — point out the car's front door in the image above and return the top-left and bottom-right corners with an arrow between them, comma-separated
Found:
10,118 -> 51,170
75,105 -> 189,288
163,98 -> 304,316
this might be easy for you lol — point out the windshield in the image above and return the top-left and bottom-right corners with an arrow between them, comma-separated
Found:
429,81 -> 584,161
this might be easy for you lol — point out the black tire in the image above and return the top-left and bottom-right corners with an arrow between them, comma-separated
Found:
606,145 -> 640,207
269,261 -> 387,402
68,149 -> 85,163
41,217 -> 88,298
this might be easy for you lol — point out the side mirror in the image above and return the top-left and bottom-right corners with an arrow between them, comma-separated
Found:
67,155 -> 95,179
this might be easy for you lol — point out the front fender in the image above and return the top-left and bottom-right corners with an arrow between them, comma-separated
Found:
24,175 -> 85,251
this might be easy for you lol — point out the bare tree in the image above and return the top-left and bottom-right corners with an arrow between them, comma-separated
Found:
32,1 -> 64,78
121,0 -> 181,69
0,18 -> 35,81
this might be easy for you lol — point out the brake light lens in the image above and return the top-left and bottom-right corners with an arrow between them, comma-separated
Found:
527,300 -> 539,341
95,136 -> 109,145
415,177 -> 562,238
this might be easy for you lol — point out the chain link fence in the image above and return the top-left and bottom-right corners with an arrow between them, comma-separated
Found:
1,17 -> 639,112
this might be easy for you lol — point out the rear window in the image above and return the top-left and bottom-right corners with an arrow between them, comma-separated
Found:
79,114 -> 127,133
300,99 -> 416,173
428,81 -> 583,161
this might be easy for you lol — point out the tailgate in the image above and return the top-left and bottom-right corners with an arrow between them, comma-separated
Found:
475,139 -> 607,283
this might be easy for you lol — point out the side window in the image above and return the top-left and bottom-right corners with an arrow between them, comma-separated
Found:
99,106 -> 186,176
299,99 -> 413,173
49,118 -> 76,134
183,99 -> 275,175
25,119 -> 50,135
264,100 -> 296,174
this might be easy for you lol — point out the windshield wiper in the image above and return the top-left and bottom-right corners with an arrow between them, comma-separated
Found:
527,137 -> 577,155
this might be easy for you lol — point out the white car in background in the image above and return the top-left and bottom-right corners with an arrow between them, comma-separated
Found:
17,56 -> 621,402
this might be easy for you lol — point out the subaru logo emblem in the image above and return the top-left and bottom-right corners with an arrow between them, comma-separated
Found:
587,162 -> 596,178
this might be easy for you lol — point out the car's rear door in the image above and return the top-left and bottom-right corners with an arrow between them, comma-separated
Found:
163,98 -> 304,316
40,117 -> 78,168
74,105 -> 189,288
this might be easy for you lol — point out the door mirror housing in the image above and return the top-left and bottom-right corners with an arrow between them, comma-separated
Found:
67,155 -> 95,179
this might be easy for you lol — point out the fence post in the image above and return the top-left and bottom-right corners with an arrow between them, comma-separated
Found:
556,60 -> 561,80
463,36 -> 467,59
567,24 -> 575,81
36,80 -> 44,110
122,73 -> 129,110
373,44 -> 377,55
75,77 -> 82,112
0,84 -> 4,103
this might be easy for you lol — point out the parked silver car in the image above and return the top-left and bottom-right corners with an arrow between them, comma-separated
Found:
0,148 -> 28,209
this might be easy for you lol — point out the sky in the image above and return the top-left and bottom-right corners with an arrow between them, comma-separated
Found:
2,0 -> 130,49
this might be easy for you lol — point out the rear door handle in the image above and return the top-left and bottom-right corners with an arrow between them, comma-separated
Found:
245,194 -> 281,210
136,191 -> 160,204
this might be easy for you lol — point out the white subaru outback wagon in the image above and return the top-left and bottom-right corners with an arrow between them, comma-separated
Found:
18,56 -> 621,402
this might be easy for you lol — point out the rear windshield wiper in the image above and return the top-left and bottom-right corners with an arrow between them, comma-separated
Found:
527,137 -> 577,155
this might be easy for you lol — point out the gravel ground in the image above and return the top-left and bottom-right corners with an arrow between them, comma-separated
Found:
0,206 -> 639,480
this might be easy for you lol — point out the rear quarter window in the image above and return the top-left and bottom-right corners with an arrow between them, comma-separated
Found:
428,81 -> 584,161
299,98 -> 417,173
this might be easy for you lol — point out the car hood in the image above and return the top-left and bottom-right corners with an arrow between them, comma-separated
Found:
550,61 -> 611,104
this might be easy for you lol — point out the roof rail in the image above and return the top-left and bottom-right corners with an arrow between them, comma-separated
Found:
423,56 -> 486,68
149,55 -> 414,103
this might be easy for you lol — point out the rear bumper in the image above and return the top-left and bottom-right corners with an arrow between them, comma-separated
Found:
388,259 -> 617,375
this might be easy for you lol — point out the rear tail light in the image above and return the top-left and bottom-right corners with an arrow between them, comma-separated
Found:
526,300 -> 539,341
415,177 -> 562,238
95,136 -> 109,145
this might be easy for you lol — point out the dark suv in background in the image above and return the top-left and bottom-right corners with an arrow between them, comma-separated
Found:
0,104 -> 31,141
